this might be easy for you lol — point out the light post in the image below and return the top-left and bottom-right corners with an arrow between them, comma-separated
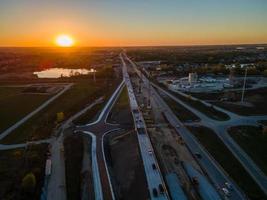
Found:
241,67 -> 248,103
91,68 -> 96,82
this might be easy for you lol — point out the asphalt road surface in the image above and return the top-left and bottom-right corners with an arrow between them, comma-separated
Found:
153,83 -> 267,195
123,52 -> 247,200
77,81 -> 125,200
121,53 -> 169,200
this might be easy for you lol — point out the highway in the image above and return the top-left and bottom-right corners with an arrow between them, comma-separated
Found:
153,83 -> 267,195
120,53 -> 169,200
122,52 -> 247,200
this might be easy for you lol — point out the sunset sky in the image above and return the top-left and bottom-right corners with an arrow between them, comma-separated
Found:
1,0 -> 267,47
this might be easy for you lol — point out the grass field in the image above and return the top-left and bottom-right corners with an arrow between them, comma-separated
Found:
228,126 -> 267,175
0,78 -> 120,144
64,134 -> 84,200
0,144 -> 47,199
109,131 -> 149,200
158,90 -> 200,122
73,83 -> 127,125
259,121 -> 267,126
112,86 -> 129,110
154,82 -> 230,121
188,126 -> 267,200
213,88 -> 267,116
73,103 -> 105,125
0,87 -> 51,132
170,90 -> 230,121
107,86 -> 133,126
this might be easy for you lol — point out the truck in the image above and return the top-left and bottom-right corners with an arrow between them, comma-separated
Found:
45,159 -> 52,176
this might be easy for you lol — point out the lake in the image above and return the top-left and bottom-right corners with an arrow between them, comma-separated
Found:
33,68 -> 96,78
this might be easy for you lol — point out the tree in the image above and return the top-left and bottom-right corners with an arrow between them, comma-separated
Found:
247,68 -> 258,75
21,172 -> 36,192
13,150 -> 22,159
56,112 -> 65,123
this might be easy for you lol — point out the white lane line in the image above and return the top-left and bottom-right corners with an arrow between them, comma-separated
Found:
82,131 -> 103,200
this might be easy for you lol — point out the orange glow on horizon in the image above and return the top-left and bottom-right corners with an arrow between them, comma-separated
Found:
0,31 -> 267,47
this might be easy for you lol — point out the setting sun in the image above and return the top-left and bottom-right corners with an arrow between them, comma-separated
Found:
55,35 -> 74,47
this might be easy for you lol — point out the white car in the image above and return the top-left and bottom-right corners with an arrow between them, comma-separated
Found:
222,187 -> 230,196
148,149 -> 153,155
225,182 -> 233,190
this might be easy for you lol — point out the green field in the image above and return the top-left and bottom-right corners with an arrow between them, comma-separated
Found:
188,126 -> 267,199
153,82 -> 230,121
170,90 -> 230,121
260,121 -> 267,126
107,86 -> 133,125
112,86 -> 129,110
0,87 -> 51,132
157,89 -> 200,122
228,126 -> 267,175
73,103 -> 105,125
74,82 -> 128,125
64,134 -> 84,200
213,88 -> 267,116
0,78 -> 119,144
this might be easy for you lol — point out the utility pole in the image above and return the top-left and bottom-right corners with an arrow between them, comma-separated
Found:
148,82 -> 151,108
92,68 -> 96,82
139,74 -> 142,94
147,73 -> 151,109
241,67 -> 248,103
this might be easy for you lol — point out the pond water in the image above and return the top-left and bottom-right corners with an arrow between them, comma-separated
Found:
33,68 -> 96,78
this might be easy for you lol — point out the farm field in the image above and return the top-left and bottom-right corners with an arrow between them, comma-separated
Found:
0,86 -> 52,133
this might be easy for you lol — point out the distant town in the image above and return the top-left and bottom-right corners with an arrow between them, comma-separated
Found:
0,45 -> 267,200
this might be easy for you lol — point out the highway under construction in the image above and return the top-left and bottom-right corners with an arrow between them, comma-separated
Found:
120,52 -> 247,200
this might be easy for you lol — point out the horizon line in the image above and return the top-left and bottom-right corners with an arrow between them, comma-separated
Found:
0,42 -> 267,48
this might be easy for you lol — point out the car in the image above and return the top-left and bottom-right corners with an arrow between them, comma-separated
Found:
158,184 -> 164,194
176,124 -> 180,128
153,188 -> 158,197
152,163 -> 157,170
195,152 -> 202,159
191,177 -> 199,185
225,182 -> 233,190
222,187 -> 230,196
148,149 -> 153,155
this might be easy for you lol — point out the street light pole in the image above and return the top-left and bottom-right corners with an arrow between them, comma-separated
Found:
93,68 -> 96,82
241,67 -> 248,103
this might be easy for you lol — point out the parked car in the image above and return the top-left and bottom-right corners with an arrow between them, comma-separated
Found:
192,177 -> 199,185
225,182 -> 233,190
148,148 -> 153,155
222,187 -> 230,196
195,152 -> 202,159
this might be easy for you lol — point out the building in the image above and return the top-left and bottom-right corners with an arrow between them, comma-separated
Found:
188,73 -> 198,85
166,72 -> 232,93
